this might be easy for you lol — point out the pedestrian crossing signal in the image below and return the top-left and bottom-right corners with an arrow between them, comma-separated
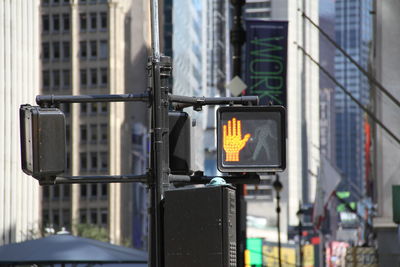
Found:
217,106 -> 286,172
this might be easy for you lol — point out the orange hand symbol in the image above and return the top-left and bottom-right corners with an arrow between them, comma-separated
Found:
223,117 -> 251,162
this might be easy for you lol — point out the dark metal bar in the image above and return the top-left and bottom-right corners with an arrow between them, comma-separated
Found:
36,93 -> 149,106
169,173 -> 261,185
301,11 -> 400,110
169,95 -> 259,110
230,0 -> 246,77
38,174 -> 149,185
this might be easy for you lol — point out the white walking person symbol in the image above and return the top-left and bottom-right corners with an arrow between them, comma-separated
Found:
252,120 -> 277,161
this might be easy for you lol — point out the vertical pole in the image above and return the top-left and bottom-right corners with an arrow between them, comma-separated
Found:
230,1 -> 246,266
299,218 -> 303,267
149,1 -> 170,267
273,175 -> 283,267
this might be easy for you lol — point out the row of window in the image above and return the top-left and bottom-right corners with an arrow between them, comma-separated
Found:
43,209 -> 71,228
80,151 -> 108,171
80,183 -> 108,199
42,68 -> 108,90
43,185 -> 71,200
42,12 -> 107,33
42,40 -> 108,61
81,68 -> 108,87
80,40 -> 108,59
80,207 -> 108,225
80,123 -> 108,144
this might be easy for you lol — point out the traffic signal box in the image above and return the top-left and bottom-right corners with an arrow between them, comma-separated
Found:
217,106 -> 286,173
20,105 -> 66,181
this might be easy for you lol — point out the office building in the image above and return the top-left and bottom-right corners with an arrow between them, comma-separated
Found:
40,0 -> 150,246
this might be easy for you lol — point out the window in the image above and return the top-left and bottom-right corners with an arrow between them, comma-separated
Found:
99,40 -> 107,59
100,208 -> 107,225
63,41 -> 70,59
90,13 -> 97,30
42,15 -> 50,32
62,209 -> 71,227
42,0 -> 50,5
80,41 -> 87,58
81,103 -> 87,114
53,0 -> 60,4
42,42 -> 50,60
52,14 -> 60,32
63,13 -> 70,31
90,209 -> 97,224
90,124 -> 97,142
80,209 -> 87,223
100,12 -> 107,29
90,41 -> 97,58
63,0 -> 70,4
80,152 -> 87,170
80,69 -> 87,86
80,13 -> 87,31
65,125 -> 70,144
62,69 -> 70,87
100,103 -> 108,113
63,185 -> 70,199
43,70 -> 50,88
90,184 -> 97,197
53,70 -> 60,88
80,184 -> 87,197
101,183 -> 108,197
91,103 -> 97,113
100,152 -> 108,170
90,68 -> 97,86
80,124 -> 87,142
53,209 -> 60,226
91,152 -> 98,169
43,186 -> 50,199
53,42 -> 60,59
100,68 -> 107,86
100,124 -> 107,142
53,185 -> 60,199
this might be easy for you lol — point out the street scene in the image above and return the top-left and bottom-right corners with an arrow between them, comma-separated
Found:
0,0 -> 399,266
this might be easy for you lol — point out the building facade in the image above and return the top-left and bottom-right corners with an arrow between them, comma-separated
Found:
40,0 -> 150,247
334,0 -> 372,198
0,0 -> 41,245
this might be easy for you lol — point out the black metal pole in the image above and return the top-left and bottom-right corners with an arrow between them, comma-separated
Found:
273,175 -> 283,267
230,1 -> 246,266
298,219 -> 303,267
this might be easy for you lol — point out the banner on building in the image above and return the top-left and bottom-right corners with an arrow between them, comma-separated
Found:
244,20 -> 288,106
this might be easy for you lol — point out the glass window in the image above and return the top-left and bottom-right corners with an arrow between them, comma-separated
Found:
80,184 -> 87,197
63,41 -> 70,59
43,186 -> 50,199
99,40 -> 107,59
81,103 -> 87,113
80,69 -> 87,86
53,70 -> 60,87
90,13 -> 97,30
53,185 -> 60,199
100,68 -> 107,86
101,183 -> 108,197
100,12 -> 107,29
63,185 -> 70,199
100,103 -> 107,113
91,103 -> 97,113
80,13 -> 87,31
90,184 -> 97,197
79,209 -> 87,223
90,68 -> 97,86
62,69 -> 70,87
90,209 -> 97,224
80,41 -> 87,58
53,42 -> 60,59
80,124 -> 87,142
52,14 -> 60,32
42,15 -> 50,32
43,70 -> 50,88
100,208 -> 107,225
100,124 -> 107,142
90,124 -> 97,142
53,209 -> 60,226
62,209 -> 71,227
53,0 -> 60,4
42,42 -> 50,60
90,41 -> 97,58
63,13 -> 70,31
100,152 -> 108,170
80,152 -> 87,170
91,152 -> 98,169
42,0 -> 50,5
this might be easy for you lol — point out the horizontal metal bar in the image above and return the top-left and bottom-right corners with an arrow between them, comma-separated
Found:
39,174 -> 149,185
169,95 -> 259,108
36,93 -> 150,106
169,173 -> 261,185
